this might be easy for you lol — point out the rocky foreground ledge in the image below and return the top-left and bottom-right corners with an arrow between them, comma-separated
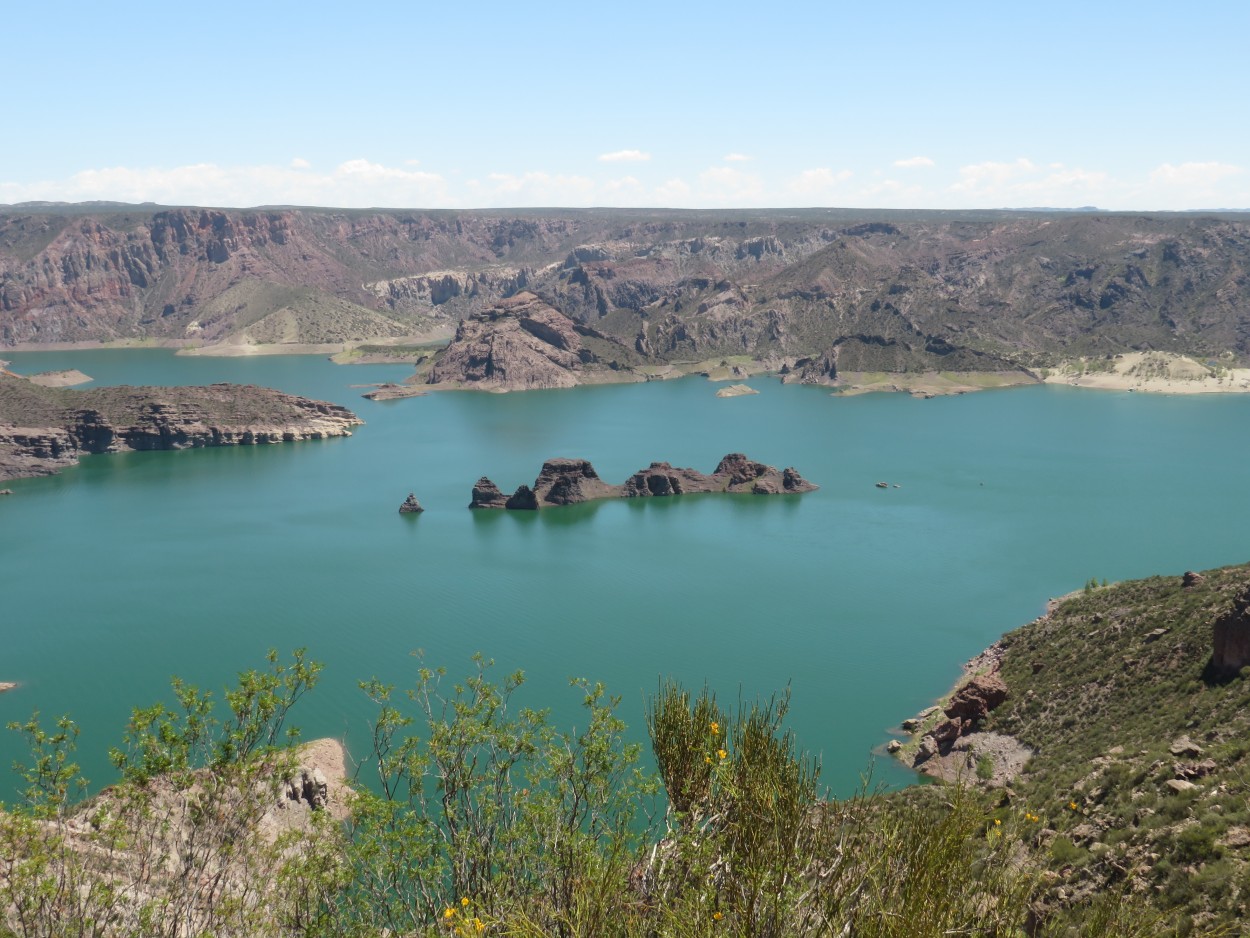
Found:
471,453 -> 817,509
0,372 -> 361,481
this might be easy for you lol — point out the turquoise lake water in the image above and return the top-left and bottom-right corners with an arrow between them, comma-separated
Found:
2,350 -> 1247,798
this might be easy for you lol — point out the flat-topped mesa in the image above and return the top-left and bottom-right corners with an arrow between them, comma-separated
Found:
0,374 -> 362,481
472,453 -> 818,509
532,458 -> 619,505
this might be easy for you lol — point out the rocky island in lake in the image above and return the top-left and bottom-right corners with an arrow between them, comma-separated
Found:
470,453 -> 817,510
0,371 -> 362,481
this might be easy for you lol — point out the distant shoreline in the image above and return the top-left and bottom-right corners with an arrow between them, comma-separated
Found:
5,344 -> 1250,397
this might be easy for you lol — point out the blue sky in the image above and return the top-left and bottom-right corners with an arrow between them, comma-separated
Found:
3,1 -> 1246,210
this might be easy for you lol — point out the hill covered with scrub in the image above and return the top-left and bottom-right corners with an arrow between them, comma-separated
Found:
6,563 -> 1250,936
2,205 -> 1250,388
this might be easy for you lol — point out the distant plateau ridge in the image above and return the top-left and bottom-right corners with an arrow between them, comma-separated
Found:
2,205 -> 1249,394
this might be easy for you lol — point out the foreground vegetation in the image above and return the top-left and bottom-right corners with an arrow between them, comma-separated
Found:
8,556 -> 1250,936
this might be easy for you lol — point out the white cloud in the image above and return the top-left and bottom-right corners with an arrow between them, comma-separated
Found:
723,153 -> 752,162
787,167 -> 853,196
8,154 -> 1242,212
1149,161 -> 1242,187
698,166 -> 765,204
482,172 -> 596,204
893,156 -> 934,168
598,149 -> 651,163
604,176 -> 643,193
1,159 -> 452,208
858,178 -> 924,200
653,178 -> 692,204
949,158 -> 1038,193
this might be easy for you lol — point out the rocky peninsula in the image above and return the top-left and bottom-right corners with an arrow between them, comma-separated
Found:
416,291 -> 642,393
0,371 -> 361,481
470,453 -> 817,510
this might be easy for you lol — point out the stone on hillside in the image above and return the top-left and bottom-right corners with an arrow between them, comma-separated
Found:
932,719 -> 962,746
1169,736 -> 1204,757
886,739 -> 902,753
398,493 -> 424,513
1220,827 -> 1250,849
944,672 -> 1009,726
1174,759 -> 1217,779
1183,570 -> 1205,588
1212,587 -> 1250,676
1165,778 -> 1198,794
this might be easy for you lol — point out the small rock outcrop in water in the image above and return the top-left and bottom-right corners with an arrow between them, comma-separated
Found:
505,485 -> 539,510
469,477 -> 508,509
398,493 -> 424,513
532,458 -> 619,505
471,453 -> 818,510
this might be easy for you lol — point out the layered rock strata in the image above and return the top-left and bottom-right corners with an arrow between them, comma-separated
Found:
426,293 -> 588,391
469,454 -> 817,509
0,372 -> 361,480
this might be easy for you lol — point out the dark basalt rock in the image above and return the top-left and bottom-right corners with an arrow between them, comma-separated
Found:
505,485 -> 539,510
469,477 -> 508,509
532,458 -> 617,505
782,467 -> 818,492
398,493 -> 423,514
474,453 -> 818,510
944,673 -> 1009,727
1211,587 -> 1250,677
714,452 -> 772,486
622,462 -> 700,497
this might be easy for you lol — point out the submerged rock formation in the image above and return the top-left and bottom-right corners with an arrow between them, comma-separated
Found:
0,372 -> 361,480
471,454 -> 818,510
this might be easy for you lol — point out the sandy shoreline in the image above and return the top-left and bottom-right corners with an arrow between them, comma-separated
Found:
1042,352 -> 1250,394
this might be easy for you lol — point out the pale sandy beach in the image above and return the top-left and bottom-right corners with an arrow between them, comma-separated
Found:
1042,352 -> 1250,394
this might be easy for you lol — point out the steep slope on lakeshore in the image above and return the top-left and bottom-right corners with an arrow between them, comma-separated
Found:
0,371 -> 361,480
894,562 -> 1250,930
3,207 -> 1249,384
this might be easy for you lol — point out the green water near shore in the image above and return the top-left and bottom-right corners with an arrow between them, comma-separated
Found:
3,350 -> 1248,798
